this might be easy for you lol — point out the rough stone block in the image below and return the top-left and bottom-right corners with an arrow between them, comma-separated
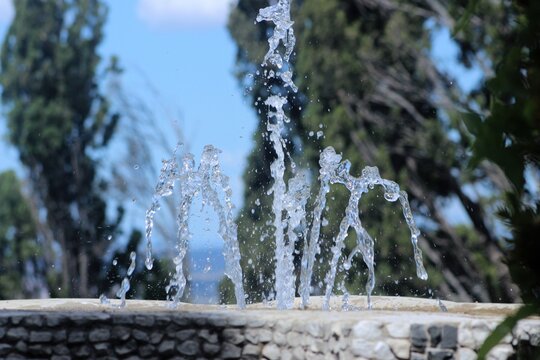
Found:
387,338 -> 411,359
229,316 -> 247,327
223,328 -> 244,345
281,348 -> 293,360
93,342 -> 111,355
111,326 -> 131,341
24,315 -> 44,327
112,314 -> 134,325
275,319 -> 293,333
286,331 -> 302,347
135,315 -> 155,327
221,342 -> 242,359
529,328 -> 540,347
272,330 -> 286,345
458,325 -> 475,349
53,344 -> 70,355
46,315 -> 63,327
202,341 -> 221,355
73,344 -> 92,358
206,314 -> 227,327
351,339 -> 375,357
411,352 -> 426,360
150,331 -> 164,344
292,347 -> 306,360
353,321 -> 383,340
198,329 -> 218,343
305,322 -> 324,338
156,314 -> 173,326
177,339 -> 199,356
51,356 -> 71,360
6,327 -> 28,341
67,330 -> 87,344
158,340 -> 176,356
29,330 -> 53,343
89,328 -> 111,343
116,339 -> 138,356
0,343 -> 11,356
243,343 -> 260,356
440,325 -> 457,350
53,329 -> 67,342
488,344 -> 514,360
10,315 -> 24,325
428,325 -> 441,347
132,329 -> 150,342
138,344 -> 155,357
247,317 -> 267,328
387,322 -> 410,339
456,347 -> 476,360
259,329 -> 273,343
262,343 -> 281,360
411,324 -> 428,351
165,323 -> 179,333
427,348 -> 454,360
15,340 -> 27,352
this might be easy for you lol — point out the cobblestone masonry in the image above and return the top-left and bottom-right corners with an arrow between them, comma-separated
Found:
0,297 -> 538,359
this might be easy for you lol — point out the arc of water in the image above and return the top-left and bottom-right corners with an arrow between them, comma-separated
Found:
318,147 -> 428,310
152,146 -> 246,309
145,157 -> 178,271
168,154 -> 197,306
200,146 -> 246,309
282,170 -> 310,309
299,148 -> 342,308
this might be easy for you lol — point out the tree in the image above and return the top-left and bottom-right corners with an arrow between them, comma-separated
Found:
0,171 -> 47,299
223,0 -> 517,304
0,0 -> 121,297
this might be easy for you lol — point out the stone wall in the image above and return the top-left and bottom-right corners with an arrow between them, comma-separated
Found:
0,298 -> 539,359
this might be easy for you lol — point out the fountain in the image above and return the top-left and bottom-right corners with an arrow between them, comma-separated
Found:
1,1 -> 539,359
129,0 -> 429,311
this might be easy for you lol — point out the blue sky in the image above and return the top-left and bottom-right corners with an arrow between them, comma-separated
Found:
0,0 -> 257,250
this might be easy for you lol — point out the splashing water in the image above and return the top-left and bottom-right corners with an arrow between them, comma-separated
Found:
100,251 -> 136,308
256,0 -> 297,92
257,0 -> 315,309
299,148 -> 342,308
317,147 -> 428,310
147,145 -> 246,309
255,1 -> 428,310
145,154 -> 179,271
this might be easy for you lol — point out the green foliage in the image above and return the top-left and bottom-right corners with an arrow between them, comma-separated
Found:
226,0 -> 514,304
0,0 -> 121,297
0,171 -> 42,299
459,0 -> 540,356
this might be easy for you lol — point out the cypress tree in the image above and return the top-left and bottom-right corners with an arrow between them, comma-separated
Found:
0,0 -> 120,297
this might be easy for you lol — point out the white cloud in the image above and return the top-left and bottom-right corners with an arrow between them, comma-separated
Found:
136,0 -> 236,29
0,0 -> 14,24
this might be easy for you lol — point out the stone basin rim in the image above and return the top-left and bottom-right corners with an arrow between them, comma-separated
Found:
0,296 -> 530,318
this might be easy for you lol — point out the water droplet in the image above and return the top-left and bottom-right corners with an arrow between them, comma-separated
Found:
134,164 -> 140,170
107,235 -> 112,241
